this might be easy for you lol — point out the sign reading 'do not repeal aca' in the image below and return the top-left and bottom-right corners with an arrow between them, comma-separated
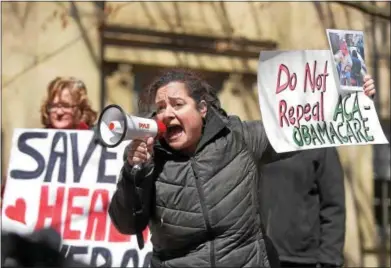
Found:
257,50 -> 388,153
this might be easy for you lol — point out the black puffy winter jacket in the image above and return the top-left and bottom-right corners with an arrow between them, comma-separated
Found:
109,107 -> 291,268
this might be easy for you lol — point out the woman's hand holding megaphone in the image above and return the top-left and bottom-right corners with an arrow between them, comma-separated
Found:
127,137 -> 155,166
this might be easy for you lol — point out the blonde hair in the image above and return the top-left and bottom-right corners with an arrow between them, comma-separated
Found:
40,77 -> 98,128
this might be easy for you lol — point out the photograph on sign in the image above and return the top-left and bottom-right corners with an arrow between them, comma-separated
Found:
326,29 -> 367,92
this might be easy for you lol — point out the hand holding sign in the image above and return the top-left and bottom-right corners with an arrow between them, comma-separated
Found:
363,75 -> 376,97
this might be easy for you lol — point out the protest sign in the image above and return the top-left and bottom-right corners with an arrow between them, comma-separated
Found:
257,50 -> 388,153
326,29 -> 367,92
1,129 -> 152,267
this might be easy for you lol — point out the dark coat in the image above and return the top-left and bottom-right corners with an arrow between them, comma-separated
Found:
109,107 -> 291,268
260,148 -> 345,266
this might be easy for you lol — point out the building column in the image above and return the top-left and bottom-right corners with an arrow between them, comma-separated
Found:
105,63 -> 136,114
218,73 -> 260,121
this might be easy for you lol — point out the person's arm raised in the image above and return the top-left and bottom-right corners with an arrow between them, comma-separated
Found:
242,120 -> 297,164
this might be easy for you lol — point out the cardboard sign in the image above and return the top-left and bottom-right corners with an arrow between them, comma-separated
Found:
257,50 -> 388,153
1,129 -> 152,267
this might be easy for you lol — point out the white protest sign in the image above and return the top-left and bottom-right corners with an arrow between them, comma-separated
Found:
1,129 -> 152,267
257,50 -> 389,153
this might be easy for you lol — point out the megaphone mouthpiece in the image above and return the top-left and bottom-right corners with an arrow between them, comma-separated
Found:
109,121 -> 123,133
108,122 -> 116,130
156,120 -> 167,138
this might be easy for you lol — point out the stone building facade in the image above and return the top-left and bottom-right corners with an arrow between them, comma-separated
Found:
2,1 -> 390,266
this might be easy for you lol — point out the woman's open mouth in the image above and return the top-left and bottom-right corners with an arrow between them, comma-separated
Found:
166,125 -> 183,140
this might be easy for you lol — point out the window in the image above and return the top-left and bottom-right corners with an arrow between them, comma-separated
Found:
131,65 -> 230,114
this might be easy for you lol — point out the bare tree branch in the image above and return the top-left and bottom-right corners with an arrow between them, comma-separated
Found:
335,1 -> 390,20
70,2 -> 100,69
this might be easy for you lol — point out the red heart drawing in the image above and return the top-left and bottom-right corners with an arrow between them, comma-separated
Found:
5,198 -> 27,225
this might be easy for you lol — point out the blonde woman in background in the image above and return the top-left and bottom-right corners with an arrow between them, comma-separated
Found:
1,78 -> 98,207
40,77 -> 97,130
2,78 -> 98,208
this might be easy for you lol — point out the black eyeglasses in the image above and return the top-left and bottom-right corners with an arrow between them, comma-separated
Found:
47,103 -> 76,113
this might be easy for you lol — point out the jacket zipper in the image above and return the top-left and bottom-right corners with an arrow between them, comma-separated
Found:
191,159 -> 216,267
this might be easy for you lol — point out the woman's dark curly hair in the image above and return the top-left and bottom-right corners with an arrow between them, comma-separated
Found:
139,68 -> 227,116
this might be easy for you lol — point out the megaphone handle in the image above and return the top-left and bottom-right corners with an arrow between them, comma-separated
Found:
129,163 -> 145,250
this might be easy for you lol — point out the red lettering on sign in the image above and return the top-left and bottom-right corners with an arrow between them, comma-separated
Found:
34,185 -> 65,233
34,186 -> 150,243
85,189 -> 109,241
276,63 -> 297,94
142,227 -> 150,242
63,187 -> 89,240
304,60 -> 329,93
279,92 -> 325,128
